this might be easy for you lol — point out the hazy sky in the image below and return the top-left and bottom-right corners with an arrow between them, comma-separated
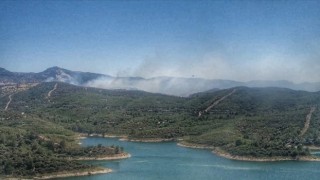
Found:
1,0 -> 320,82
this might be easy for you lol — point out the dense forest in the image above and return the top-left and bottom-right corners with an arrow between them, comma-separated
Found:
1,82 -> 320,177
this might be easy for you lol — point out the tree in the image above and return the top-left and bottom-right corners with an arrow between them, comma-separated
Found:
47,141 -> 56,151
31,140 -> 39,151
235,139 -> 242,146
0,134 -> 6,144
4,160 -> 14,175
26,157 -> 35,171
60,140 -> 67,150
115,146 -> 120,154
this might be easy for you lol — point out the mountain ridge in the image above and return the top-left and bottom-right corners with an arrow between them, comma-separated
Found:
1,67 -> 320,96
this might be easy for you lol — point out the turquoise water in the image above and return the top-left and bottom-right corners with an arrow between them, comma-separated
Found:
61,137 -> 320,180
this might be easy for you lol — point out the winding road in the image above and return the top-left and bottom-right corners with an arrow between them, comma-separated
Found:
300,106 -> 316,136
198,89 -> 237,117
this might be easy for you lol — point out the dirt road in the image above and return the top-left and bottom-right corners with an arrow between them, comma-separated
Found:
198,89 -> 237,117
47,83 -> 58,103
300,107 -> 316,136
4,94 -> 12,111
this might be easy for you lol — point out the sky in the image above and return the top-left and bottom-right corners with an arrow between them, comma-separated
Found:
1,0 -> 320,82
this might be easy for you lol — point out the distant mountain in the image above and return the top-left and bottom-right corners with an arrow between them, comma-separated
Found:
246,80 -> 320,92
1,66 -> 320,96
40,66 -> 109,85
0,66 -> 108,85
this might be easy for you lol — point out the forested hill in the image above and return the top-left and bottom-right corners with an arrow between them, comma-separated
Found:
1,82 -> 320,176
0,82 -> 128,178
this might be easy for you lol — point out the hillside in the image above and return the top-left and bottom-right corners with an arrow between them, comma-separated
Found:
0,85 -> 128,178
2,82 -> 320,160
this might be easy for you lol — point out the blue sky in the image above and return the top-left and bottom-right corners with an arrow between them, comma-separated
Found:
1,0 -> 320,82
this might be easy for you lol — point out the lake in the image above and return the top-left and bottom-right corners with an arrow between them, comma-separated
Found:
61,137 -> 320,180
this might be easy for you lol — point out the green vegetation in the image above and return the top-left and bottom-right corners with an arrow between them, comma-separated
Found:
0,109 -> 123,178
1,82 -> 320,177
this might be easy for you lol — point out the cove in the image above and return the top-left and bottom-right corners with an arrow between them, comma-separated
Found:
61,137 -> 320,180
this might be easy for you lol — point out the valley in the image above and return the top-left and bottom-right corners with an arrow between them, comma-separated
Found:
1,81 -> 320,178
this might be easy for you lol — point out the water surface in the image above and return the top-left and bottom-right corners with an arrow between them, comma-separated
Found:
62,137 -> 320,180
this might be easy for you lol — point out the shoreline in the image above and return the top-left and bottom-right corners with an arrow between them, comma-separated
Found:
307,145 -> 320,151
177,141 -> 320,162
78,133 -> 174,143
213,147 -> 320,162
5,168 -> 112,180
177,142 -> 214,149
74,153 -> 131,160
81,134 -> 320,162
119,137 -> 174,143
27,135 -> 130,179
34,168 -> 112,179
77,133 -> 128,139
74,133 -> 132,161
